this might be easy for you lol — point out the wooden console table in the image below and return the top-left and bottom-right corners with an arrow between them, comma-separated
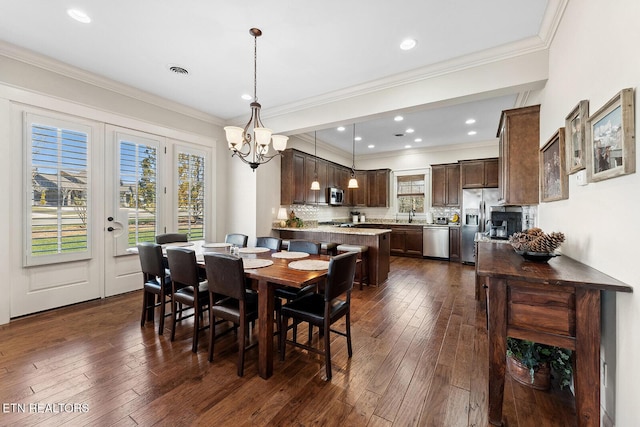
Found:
476,243 -> 632,426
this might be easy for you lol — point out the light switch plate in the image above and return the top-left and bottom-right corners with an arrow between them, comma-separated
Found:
575,169 -> 587,186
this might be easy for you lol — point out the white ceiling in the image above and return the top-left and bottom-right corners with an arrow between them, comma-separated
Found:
0,0 -> 557,154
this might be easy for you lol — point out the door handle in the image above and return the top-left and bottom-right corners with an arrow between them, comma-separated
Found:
107,227 -> 115,232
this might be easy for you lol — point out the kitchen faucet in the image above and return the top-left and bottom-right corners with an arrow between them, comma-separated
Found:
409,209 -> 415,223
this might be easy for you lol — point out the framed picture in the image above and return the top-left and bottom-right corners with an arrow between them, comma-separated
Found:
540,128 -> 568,202
564,100 -> 589,174
586,88 -> 636,182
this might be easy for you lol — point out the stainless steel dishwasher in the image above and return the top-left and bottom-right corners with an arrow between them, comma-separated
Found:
423,225 -> 449,259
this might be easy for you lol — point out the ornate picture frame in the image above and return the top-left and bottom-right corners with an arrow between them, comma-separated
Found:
586,88 -> 636,182
564,100 -> 589,174
540,128 -> 568,202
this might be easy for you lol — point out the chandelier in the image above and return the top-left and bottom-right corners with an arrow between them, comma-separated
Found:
224,28 -> 288,170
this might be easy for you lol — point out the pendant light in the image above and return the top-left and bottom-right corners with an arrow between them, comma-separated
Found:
348,123 -> 359,188
310,131 -> 320,190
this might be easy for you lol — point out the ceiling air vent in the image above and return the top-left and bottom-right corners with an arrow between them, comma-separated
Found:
168,65 -> 189,75
394,133 -> 404,137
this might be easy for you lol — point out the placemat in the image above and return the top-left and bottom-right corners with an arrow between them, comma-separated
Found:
288,260 -> 330,271
243,258 -> 274,269
271,251 -> 310,259
202,242 -> 231,248
238,247 -> 271,254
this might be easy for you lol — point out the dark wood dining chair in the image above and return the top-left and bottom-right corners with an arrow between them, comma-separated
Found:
225,233 -> 248,248
280,251 -> 357,380
166,247 -> 210,353
155,233 -> 188,244
255,236 -> 282,251
204,253 -> 259,377
137,242 -> 173,335
275,239 -> 323,343
287,239 -> 320,255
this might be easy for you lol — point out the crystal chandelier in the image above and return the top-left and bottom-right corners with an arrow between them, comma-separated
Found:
224,28 -> 288,170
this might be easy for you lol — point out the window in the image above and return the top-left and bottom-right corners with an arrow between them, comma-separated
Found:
118,137 -> 159,246
176,150 -> 206,240
25,114 -> 91,266
397,174 -> 425,213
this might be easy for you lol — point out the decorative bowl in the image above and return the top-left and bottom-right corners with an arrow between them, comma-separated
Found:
514,250 -> 560,263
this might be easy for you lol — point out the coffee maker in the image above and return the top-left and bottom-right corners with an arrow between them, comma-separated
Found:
489,206 -> 523,239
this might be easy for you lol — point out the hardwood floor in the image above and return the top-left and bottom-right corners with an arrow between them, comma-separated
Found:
0,257 -> 576,426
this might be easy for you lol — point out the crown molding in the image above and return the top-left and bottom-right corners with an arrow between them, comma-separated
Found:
0,40 -> 225,126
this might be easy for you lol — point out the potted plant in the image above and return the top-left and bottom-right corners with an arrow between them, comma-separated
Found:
506,337 -> 572,390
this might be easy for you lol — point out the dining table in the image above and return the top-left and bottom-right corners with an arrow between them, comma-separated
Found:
131,240 -> 331,379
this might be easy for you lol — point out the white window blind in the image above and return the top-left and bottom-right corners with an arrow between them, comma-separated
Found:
25,114 -> 91,266
177,150 -> 205,240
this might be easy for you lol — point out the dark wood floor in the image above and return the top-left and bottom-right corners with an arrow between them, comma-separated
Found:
0,257 -> 576,426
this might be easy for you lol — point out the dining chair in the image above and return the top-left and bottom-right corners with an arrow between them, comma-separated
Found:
137,242 -> 173,335
155,233 -> 188,244
204,253 -> 259,377
287,239 -> 320,255
255,236 -> 282,251
166,247 -> 210,353
225,233 -> 248,248
280,251 -> 357,380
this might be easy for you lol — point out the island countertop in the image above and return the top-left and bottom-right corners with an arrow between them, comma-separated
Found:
272,225 -> 391,236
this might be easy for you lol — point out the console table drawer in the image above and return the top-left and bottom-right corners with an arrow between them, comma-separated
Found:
507,283 -> 576,337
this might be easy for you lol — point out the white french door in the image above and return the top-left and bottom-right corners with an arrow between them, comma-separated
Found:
104,126 -> 166,296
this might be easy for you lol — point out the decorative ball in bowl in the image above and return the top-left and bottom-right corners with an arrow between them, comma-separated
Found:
509,228 -> 565,263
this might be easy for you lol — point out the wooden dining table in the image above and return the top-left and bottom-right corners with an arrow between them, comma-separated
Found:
129,240 -> 331,379
193,242 -> 333,379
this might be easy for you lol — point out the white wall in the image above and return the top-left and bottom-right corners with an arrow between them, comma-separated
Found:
539,0 -> 640,424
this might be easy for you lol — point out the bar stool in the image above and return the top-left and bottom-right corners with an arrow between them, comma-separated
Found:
336,244 -> 369,290
321,242 -> 338,256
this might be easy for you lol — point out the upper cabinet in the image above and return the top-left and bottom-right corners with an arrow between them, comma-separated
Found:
281,149 -> 388,207
460,158 -> 499,188
367,169 -> 390,207
432,163 -> 460,207
497,105 -> 540,205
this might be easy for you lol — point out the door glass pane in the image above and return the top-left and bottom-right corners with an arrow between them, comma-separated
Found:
119,141 -> 157,245
27,116 -> 90,265
177,152 -> 205,240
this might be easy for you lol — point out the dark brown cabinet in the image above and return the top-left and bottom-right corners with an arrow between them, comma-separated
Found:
449,226 -> 460,263
497,105 -> 540,205
367,169 -> 390,207
350,170 -> 369,207
432,163 -> 460,207
389,226 -> 423,257
460,158 -> 498,188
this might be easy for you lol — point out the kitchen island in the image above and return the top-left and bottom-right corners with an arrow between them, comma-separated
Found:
274,226 -> 391,286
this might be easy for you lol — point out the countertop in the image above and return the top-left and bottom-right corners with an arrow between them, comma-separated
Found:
474,232 -> 512,244
273,225 -> 391,236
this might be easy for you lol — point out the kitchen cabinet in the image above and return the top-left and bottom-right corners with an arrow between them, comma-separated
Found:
367,169 -> 390,207
431,163 -> 460,207
449,226 -> 460,263
389,225 -> 423,257
460,158 -> 498,188
350,170 -> 368,207
497,105 -> 540,205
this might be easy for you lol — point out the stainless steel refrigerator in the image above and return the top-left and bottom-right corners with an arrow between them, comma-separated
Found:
461,188 -> 500,264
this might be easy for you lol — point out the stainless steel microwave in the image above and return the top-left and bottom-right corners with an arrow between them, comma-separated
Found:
328,187 -> 344,205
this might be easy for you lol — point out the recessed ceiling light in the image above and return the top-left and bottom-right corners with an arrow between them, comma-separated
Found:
465,118 -> 476,125
67,9 -> 91,23
468,130 -> 477,136
394,116 -> 403,122
368,144 -> 375,149
400,39 -> 417,51
241,94 -> 252,100
354,136 -> 362,142
414,138 -> 422,142
337,126 -> 345,132
406,128 -> 414,133
405,145 -> 412,149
